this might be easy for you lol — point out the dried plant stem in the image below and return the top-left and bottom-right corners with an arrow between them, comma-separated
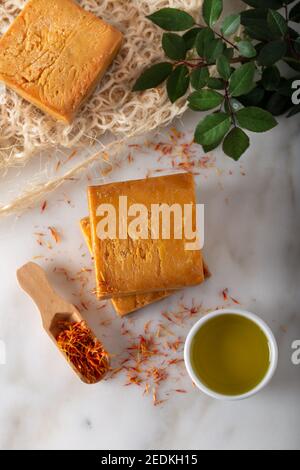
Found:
0,103 -> 187,216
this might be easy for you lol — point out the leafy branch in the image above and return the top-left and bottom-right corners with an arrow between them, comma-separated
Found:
133,0 -> 300,160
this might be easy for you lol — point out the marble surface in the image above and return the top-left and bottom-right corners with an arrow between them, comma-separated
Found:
0,108 -> 299,450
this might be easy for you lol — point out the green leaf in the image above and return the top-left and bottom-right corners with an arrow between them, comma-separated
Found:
241,9 -> 274,42
229,63 -> 256,97
287,104 -> 300,117
183,28 -> 202,49
258,40 -> 287,66
289,2 -> 300,23
195,28 -> 215,57
188,89 -> 224,111
236,106 -> 278,132
203,0 -> 223,27
241,0 -> 282,8
207,77 -> 225,89
241,8 -> 268,21
194,112 -> 231,146
223,127 -> 250,160
244,26 -> 270,42
266,92 -> 291,116
217,55 -> 232,80
167,65 -> 190,103
162,33 -> 187,60
206,39 -> 224,63
237,40 -> 257,58
147,8 -> 195,31
133,62 -> 173,91
262,66 -> 281,91
267,9 -> 288,37
221,14 -> 241,36
202,137 -> 223,153
239,87 -> 265,106
190,67 -> 210,90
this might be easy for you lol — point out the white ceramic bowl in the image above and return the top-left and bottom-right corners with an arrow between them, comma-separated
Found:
184,308 -> 278,401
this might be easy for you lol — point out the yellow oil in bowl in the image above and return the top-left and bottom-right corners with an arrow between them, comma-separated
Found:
190,314 -> 271,396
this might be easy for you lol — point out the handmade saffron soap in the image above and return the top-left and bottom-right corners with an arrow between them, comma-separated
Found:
80,217 -> 170,316
0,0 -> 123,123
88,173 -> 204,299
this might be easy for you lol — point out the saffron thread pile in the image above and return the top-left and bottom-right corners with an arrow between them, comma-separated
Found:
56,321 -> 109,384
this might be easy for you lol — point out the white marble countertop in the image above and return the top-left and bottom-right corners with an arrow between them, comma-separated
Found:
0,110 -> 299,450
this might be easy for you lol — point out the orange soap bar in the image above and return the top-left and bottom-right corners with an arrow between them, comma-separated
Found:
80,217 -> 170,316
88,173 -> 204,299
0,0 -> 122,123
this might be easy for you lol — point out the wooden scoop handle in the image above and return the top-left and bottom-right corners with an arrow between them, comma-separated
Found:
16,262 -> 75,327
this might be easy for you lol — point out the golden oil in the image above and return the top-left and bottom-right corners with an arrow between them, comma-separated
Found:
190,314 -> 270,396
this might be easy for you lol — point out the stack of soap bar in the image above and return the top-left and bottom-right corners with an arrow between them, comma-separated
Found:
87,173 -> 206,304
0,0 -> 123,123
88,173 -> 204,299
80,217 -> 210,316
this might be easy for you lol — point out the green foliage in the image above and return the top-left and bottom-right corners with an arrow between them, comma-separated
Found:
167,65 -> 190,103
133,0 -> 300,160
221,14 -> 241,37
236,107 -> 278,132
267,10 -> 288,37
262,66 -> 281,90
133,63 -> 172,91
162,33 -> 186,60
237,41 -> 257,58
239,87 -> 265,106
217,55 -> 232,80
206,39 -> 224,63
266,92 -> 292,115
190,67 -> 210,90
188,90 -> 224,111
203,0 -> 223,27
242,0 -> 282,8
223,128 -> 250,160
183,28 -> 202,49
241,9 -> 274,42
195,28 -> 215,57
194,113 -> 231,146
229,63 -> 256,97
258,40 -> 287,66
207,77 -> 225,89
146,8 -> 195,31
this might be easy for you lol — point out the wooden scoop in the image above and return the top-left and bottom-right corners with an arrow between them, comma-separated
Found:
16,262 -> 105,384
